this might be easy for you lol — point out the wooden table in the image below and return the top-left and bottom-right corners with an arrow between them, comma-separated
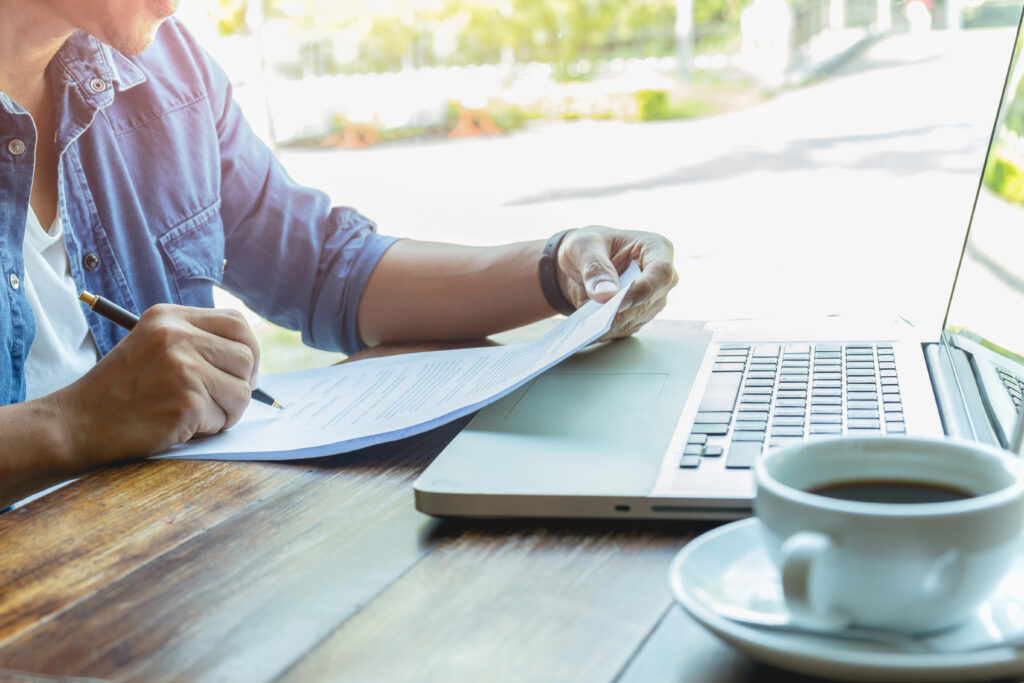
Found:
0,338 -> 892,683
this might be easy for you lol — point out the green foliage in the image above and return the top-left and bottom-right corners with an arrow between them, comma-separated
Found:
488,103 -> 530,131
635,89 -> 717,120
636,89 -> 671,120
357,18 -> 425,73
984,154 -> 1024,207
1003,80 -> 1024,137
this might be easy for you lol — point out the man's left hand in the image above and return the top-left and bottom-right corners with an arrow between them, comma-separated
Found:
556,225 -> 678,340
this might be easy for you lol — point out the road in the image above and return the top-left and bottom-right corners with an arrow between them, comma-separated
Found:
256,27 -> 1021,368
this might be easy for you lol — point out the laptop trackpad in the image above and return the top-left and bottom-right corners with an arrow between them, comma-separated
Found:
416,327 -> 712,498
503,373 -> 666,431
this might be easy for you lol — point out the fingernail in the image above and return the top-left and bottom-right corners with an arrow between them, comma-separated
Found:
593,281 -> 618,295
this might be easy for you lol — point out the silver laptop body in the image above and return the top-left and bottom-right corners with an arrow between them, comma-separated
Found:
414,17 -> 1024,520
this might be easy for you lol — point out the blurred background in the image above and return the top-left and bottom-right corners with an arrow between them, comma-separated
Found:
173,0 -> 1024,372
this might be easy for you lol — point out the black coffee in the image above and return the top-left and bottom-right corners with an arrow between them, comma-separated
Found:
808,480 -> 975,504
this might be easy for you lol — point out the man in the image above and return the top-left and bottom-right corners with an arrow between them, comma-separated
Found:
0,0 -> 678,508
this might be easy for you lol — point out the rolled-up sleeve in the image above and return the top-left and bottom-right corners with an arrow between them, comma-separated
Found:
175,22 -> 396,354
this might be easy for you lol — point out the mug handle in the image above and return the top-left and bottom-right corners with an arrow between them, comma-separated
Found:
781,531 -> 852,629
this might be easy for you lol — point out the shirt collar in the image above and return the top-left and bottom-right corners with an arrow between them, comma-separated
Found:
53,30 -> 147,103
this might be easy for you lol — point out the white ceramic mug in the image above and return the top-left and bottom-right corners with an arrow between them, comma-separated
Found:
754,436 -> 1024,634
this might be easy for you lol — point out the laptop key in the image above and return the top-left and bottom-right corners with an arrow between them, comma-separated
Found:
735,420 -> 768,431
811,405 -> 842,414
773,416 -> 805,426
849,418 -> 881,429
726,442 -> 763,468
683,444 -> 703,456
810,425 -> 842,435
713,362 -> 746,372
848,409 -> 880,419
753,344 -> 780,357
887,422 -> 907,434
777,390 -> 808,399
771,426 -> 804,437
811,397 -> 842,406
699,371 -> 743,413
679,454 -> 702,468
770,437 -> 804,448
694,411 -> 732,423
733,431 -> 766,442
747,371 -> 777,379
687,434 -> 708,445
810,414 -> 842,424
812,388 -> 842,397
847,400 -> 878,410
691,423 -> 729,435
703,445 -> 724,457
774,407 -> 806,416
741,394 -> 771,403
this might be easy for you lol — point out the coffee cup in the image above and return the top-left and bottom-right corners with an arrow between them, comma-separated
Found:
754,436 -> 1024,634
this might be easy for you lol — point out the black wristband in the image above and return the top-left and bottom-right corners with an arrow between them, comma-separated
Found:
538,229 -> 576,316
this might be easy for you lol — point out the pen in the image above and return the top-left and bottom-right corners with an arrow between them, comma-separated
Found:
79,291 -> 284,410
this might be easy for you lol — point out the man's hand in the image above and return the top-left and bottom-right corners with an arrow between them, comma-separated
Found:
556,226 -> 678,339
51,304 -> 261,467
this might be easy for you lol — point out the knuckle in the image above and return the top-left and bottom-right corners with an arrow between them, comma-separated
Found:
223,309 -> 248,328
238,342 -> 256,368
143,303 -> 176,321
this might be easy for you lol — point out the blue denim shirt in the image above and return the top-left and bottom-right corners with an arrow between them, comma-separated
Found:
0,19 -> 396,406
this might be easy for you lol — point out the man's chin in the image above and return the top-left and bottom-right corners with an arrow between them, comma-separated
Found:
109,31 -> 158,55
153,0 -> 181,21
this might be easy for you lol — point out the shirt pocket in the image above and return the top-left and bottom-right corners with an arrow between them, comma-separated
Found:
157,201 -> 225,307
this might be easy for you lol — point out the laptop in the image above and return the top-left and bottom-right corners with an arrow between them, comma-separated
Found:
414,18 -> 1024,520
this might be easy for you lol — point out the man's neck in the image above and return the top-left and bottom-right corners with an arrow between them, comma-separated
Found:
0,0 -> 75,109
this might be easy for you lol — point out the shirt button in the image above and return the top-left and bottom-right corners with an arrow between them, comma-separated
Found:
89,78 -> 108,93
9,273 -> 19,291
7,139 -> 26,156
83,253 -> 101,271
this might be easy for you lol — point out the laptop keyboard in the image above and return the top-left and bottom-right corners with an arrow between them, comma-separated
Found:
997,368 -> 1024,414
681,343 -> 905,470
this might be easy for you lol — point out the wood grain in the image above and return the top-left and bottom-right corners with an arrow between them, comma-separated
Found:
279,520 -> 715,683
0,422 -> 465,682
0,460 -> 308,649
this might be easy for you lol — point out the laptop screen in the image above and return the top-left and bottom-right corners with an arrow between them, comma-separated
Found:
943,13 -> 1024,445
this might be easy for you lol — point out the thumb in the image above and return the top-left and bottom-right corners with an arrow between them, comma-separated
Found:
576,246 -> 621,303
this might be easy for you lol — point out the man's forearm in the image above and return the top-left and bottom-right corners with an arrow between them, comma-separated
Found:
356,239 -> 552,346
0,397 -> 80,509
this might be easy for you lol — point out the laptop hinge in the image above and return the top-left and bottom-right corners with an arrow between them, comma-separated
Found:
924,342 -> 999,446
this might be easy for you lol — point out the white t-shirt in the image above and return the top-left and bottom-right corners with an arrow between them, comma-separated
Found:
23,208 -> 101,401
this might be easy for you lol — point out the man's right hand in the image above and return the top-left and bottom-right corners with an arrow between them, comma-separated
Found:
51,304 -> 261,467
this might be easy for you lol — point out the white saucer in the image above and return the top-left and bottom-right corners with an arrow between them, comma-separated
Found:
668,518 -> 1024,682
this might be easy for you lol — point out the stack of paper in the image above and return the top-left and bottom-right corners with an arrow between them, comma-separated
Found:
161,264 -> 639,460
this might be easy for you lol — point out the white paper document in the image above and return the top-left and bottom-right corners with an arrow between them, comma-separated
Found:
161,263 -> 639,461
